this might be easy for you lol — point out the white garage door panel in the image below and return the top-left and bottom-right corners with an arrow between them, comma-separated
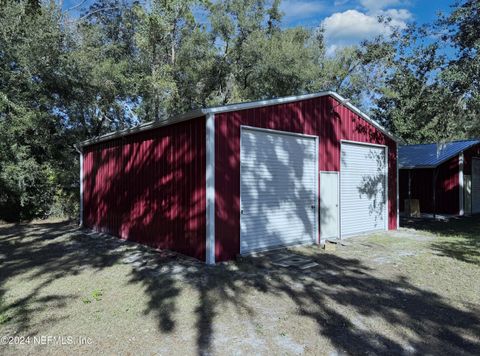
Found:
240,128 -> 317,254
472,159 -> 480,214
341,143 -> 387,236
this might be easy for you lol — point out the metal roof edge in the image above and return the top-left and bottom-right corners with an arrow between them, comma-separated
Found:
78,109 -> 206,147
399,165 -> 435,169
329,92 -> 401,143
399,140 -> 480,169
201,91 -> 400,143
399,138 -> 480,147
203,91 -> 333,114
78,91 -> 400,147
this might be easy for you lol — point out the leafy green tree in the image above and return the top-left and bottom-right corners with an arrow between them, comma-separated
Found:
207,0 -> 322,103
370,27 -> 458,143
133,0 -> 213,118
63,0 -> 142,136
206,0 -> 300,103
0,0 -> 431,221
439,0 -> 480,136
370,0 -> 480,143
0,1 -> 70,220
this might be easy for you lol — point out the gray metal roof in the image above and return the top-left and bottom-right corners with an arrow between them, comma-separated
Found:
78,91 -> 400,147
399,139 -> 480,169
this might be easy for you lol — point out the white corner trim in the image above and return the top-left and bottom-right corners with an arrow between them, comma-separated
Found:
459,152 -> 464,216
79,151 -> 84,227
205,113 -> 216,264
397,145 -> 400,229
385,145 -> 389,231
315,136 -> 319,245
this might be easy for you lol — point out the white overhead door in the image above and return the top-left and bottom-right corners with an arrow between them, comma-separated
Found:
240,127 -> 318,254
341,142 -> 387,236
472,159 -> 480,214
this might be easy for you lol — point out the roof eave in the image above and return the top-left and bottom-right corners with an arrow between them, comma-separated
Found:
78,91 -> 401,148
399,140 -> 480,169
330,92 -> 401,143
399,165 -> 436,169
78,108 -> 206,148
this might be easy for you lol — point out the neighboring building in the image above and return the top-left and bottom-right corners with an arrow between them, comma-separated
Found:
78,91 -> 400,263
399,139 -> 480,216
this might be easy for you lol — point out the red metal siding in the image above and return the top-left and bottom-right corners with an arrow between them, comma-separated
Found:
399,156 -> 459,215
83,118 -> 206,260
438,156 -> 460,214
215,96 -> 397,262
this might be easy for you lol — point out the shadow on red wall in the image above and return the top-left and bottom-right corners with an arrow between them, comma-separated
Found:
82,119 -> 207,260
214,96 -> 397,261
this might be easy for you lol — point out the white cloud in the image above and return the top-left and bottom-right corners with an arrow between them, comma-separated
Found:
359,0 -> 403,11
323,10 -> 386,41
321,8 -> 411,54
333,0 -> 351,7
281,0 -> 325,21
380,8 -> 412,25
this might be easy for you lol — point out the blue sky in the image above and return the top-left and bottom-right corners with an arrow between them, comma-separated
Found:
280,0 -> 455,53
64,0 -> 456,52
281,0 -> 454,27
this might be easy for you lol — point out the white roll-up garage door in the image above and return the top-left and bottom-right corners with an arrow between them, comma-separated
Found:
240,127 -> 318,254
472,158 -> 480,214
341,142 -> 387,236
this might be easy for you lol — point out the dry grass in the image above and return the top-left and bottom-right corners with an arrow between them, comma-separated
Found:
0,218 -> 479,355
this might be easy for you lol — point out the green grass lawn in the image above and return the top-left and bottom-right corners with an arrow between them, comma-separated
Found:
0,218 -> 479,355
402,215 -> 480,266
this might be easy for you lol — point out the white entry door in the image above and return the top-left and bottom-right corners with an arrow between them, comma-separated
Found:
240,127 -> 318,254
472,158 -> 480,214
340,142 -> 387,236
320,172 -> 339,240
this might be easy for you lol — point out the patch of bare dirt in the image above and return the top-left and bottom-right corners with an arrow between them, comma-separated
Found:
0,220 -> 479,355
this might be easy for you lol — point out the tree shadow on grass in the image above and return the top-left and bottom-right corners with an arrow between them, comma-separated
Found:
1,221 -> 479,355
230,252 -> 479,355
401,215 -> 480,266
172,250 -> 480,355
0,221 -> 179,336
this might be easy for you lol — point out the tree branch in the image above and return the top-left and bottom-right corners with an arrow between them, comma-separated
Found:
67,0 -> 88,12
78,7 -> 121,21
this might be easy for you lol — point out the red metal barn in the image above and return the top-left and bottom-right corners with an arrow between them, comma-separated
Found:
399,140 -> 480,216
78,92 -> 399,263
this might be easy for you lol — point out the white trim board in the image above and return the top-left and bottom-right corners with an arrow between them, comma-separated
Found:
240,125 -> 319,139
79,151 -> 84,227
205,113 -> 215,264
341,139 -> 389,148
396,146 -> 400,229
459,152 -> 464,216
386,145 -> 390,228
314,135 -> 320,244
